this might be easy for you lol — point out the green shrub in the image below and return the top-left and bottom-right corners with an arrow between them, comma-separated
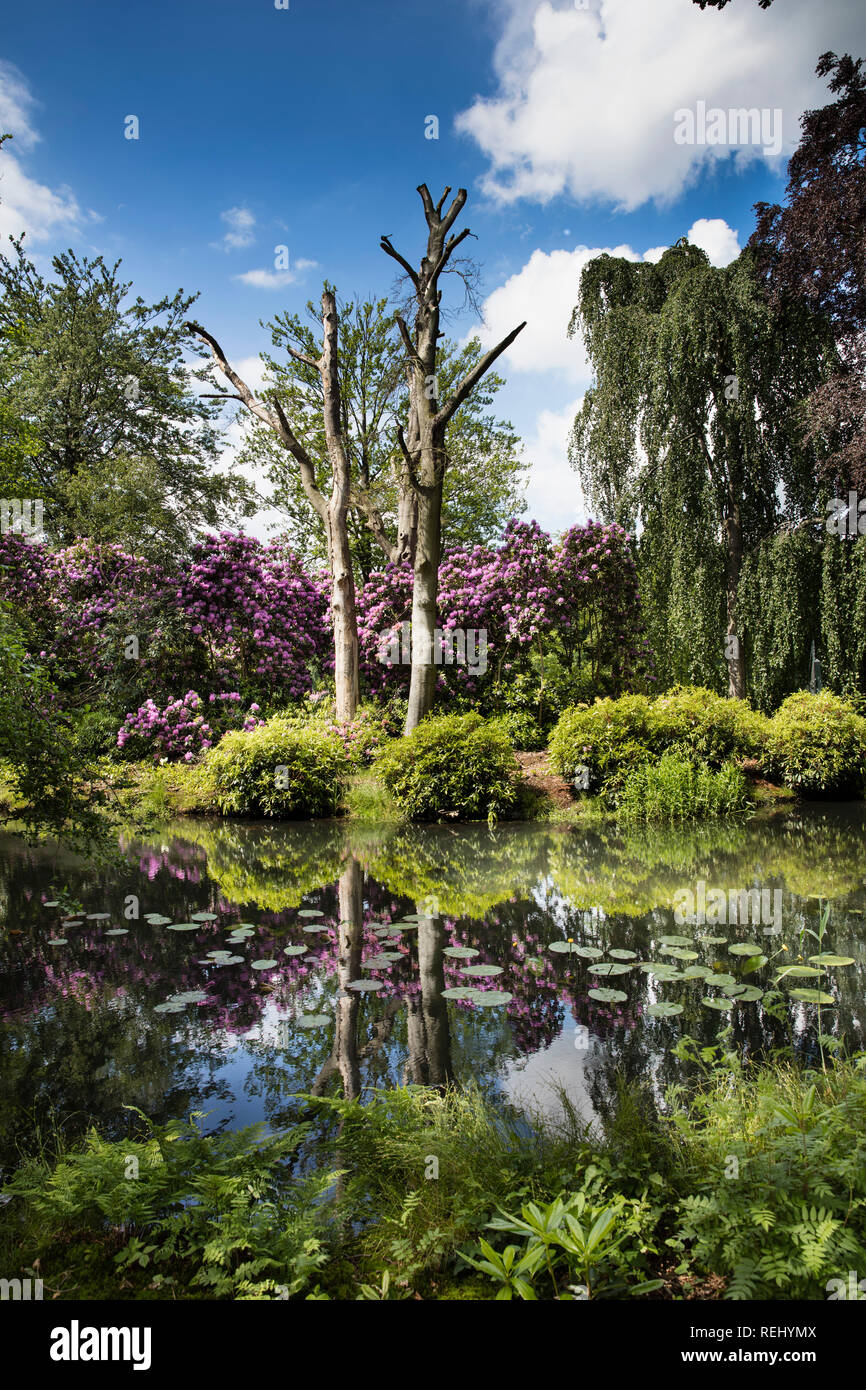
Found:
203,717 -> 350,817
548,695 -> 654,792
614,754 -> 752,823
73,708 -> 123,758
763,691 -> 866,795
499,709 -> 545,751
649,686 -> 769,767
374,713 -> 519,821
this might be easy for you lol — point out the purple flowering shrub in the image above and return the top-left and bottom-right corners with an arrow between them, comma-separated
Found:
117,691 -> 264,763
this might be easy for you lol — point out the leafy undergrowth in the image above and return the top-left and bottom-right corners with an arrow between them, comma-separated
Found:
2,1054 -> 864,1301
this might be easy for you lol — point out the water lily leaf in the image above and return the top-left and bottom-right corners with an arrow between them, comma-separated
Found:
400,915 -> 422,922
741,954 -> 768,973
346,979 -> 384,991
105,928 -> 129,936
298,909 -> 324,918
297,1014 -> 332,1029
682,965 -> 713,979
702,997 -> 734,1011
86,913 -> 111,921
283,945 -> 308,957
441,987 -> 478,1001
591,962 -> 633,977
775,966 -> 825,979
154,1001 -> 185,1013
588,987 -> 627,1003
573,945 -> 604,959
362,956 -> 394,971
789,988 -> 835,1004
736,986 -> 764,1002
190,912 -> 218,921
379,951 -> 404,963
659,935 -> 692,946
549,941 -> 583,954
303,924 -> 330,934
706,973 -> 736,988
808,954 -> 855,967
467,990 -> 513,1007
251,959 -> 278,970
695,935 -> 727,945
46,938 -> 68,945
646,1001 -> 684,1018
167,924 -> 200,932
723,983 -> 747,997
608,948 -> 637,960
658,970 -> 687,982
461,963 -> 503,977
443,946 -> 480,959
43,901 -> 59,908
213,955 -> 245,966
662,947 -> 699,961
145,915 -> 172,926
728,943 -> 763,956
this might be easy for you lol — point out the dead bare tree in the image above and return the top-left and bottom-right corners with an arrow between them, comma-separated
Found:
379,185 -> 526,732
186,290 -> 360,723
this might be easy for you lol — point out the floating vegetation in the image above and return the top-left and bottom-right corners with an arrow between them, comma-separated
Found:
144,915 -> 172,926
283,944 -> 308,957
695,935 -> 727,945
646,1001 -> 684,1018
658,935 -> 692,946
443,946 -> 479,959
86,913 -> 111,921
809,953 -> 854,967
105,929 -> 128,936
190,912 -> 218,922
468,990 -> 512,1007
608,948 -> 637,960
297,1014 -> 331,1029
441,986 -> 478,1001
303,924 -> 331,934
735,985 -> 764,1002
46,938 -> 68,946
728,942 -> 763,956
298,909 -> 324,918
706,972 -> 736,988
362,956 -> 395,971
251,959 -> 278,970
549,941 -> 584,955
573,945 -> 604,959
590,962 -> 633,977
660,946 -> 699,960
789,988 -> 835,1004
167,924 -> 200,932
702,996 -> 734,1011
346,979 -> 384,992
589,987 -> 627,1003
461,963 -> 503,977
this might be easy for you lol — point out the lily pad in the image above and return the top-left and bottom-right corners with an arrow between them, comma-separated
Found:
588,987 -> 627,1003
706,973 -> 737,988
46,937 -> 68,945
461,963 -> 503,977
443,946 -> 480,959
728,942 -> 763,956
346,979 -> 384,991
808,954 -> 855,967
702,996 -> 734,1011
441,987 -> 478,1001
467,990 -> 513,1007
573,946 -> 604,959
659,935 -> 692,946
144,915 -> 172,926
775,966 -> 825,979
662,947 -> 699,961
283,945 -> 308,957
591,962 -> 633,977
154,1001 -> 185,1014
297,1013 -> 332,1029
303,924 -> 331,934
682,965 -> 713,979
167,924 -> 200,932
736,985 -> 764,1002
298,909 -> 324,918
608,949 -> 637,960
190,912 -> 218,922
362,956 -> 395,971
251,959 -> 278,970
789,988 -> 835,1004
43,901 -> 60,908
549,941 -> 583,954
105,928 -> 129,936
86,913 -> 111,921
646,1001 -> 684,1018
695,934 -> 727,945
213,955 -> 245,966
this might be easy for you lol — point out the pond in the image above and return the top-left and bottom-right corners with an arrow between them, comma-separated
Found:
1,806 -> 864,1172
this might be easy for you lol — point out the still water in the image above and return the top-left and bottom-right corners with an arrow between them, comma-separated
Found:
1,807 -> 864,1171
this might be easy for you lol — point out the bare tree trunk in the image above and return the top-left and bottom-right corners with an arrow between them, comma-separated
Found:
380,185 -> 526,733
186,291 -> 360,723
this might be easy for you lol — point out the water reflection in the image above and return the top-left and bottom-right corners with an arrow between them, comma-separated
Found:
0,806 -> 864,1171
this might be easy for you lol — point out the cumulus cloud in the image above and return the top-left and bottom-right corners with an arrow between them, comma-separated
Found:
0,60 -> 41,151
468,218 -> 741,378
456,0 -> 865,209
234,257 -> 317,289
213,205 -> 256,251
522,395 -> 587,532
0,63 -> 90,245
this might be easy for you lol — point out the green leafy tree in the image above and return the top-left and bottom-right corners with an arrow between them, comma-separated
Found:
239,294 -> 526,580
0,239 -> 255,553
569,242 -> 832,696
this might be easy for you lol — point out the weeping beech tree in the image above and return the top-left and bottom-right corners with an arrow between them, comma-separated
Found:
186,291 -> 360,723
569,241 -> 832,698
379,185 -> 526,732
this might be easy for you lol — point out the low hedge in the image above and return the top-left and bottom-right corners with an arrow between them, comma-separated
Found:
374,713 -> 520,821
203,717 -> 350,817
764,691 -> 866,795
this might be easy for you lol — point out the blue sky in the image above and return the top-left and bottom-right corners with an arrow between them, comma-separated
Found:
2,0 -> 865,536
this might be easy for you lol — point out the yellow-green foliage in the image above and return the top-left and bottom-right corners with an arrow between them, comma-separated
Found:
203,717 -> 350,818
764,691 -> 866,794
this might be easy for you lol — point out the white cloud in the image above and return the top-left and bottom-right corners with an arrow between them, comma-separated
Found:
685,216 -> 740,267
469,218 -> 741,379
522,395 -> 586,533
0,60 -> 41,151
0,64 -> 91,246
456,0 -> 866,209
234,258 -> 318,289
213,205 -> 256,251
